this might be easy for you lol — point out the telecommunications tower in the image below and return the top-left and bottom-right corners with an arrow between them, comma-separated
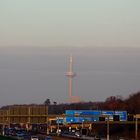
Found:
66,55 -> 80,103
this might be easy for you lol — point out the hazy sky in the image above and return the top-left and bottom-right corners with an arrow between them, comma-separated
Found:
0,1 -> 140,106
0,46 -> 140,106
0,0 -> 140,47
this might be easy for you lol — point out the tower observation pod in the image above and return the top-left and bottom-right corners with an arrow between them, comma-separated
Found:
66,55 -> 80,103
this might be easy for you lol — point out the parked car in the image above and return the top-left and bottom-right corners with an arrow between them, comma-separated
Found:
44,136 -> 53,140
16,132 -> 25,137
94,135 -> 101,140
75,131 -> 82,137
119,137 -> 125,140
31,136 -> 39,140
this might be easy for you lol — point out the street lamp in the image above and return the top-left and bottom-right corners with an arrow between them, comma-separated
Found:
82,119 -> 84,128
107,115 -> 109,140
57,117 -> 60,136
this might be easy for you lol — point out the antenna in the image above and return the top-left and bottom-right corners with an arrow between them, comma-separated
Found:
66,55 -> 80,103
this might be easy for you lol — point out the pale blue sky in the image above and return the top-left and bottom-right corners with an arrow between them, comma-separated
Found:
0,0 -> 140,47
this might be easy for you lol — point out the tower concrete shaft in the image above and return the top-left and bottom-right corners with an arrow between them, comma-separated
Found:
66,55 -> 76,98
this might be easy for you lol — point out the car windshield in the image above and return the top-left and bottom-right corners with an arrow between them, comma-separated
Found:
45,136 -> 52,140
31,136 -> 38,138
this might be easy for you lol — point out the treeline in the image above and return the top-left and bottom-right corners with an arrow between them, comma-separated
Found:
48,91 -> 140,114
1,91 -> 140,115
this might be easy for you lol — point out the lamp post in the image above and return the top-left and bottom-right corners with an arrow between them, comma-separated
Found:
2,122 -> 5,136
135,114 -> 140,140
135,117 -> 138,140
82,119 -> 84,128
57,117 -> 60,136
45,105 -> 49,135
68,119 -> 73,132
107,115 -> 109,140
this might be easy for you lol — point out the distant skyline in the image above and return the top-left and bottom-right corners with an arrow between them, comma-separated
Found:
0,0 -> 140,47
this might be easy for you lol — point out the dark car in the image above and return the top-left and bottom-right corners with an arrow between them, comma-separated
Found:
44,136 -> 53,140
94,135 -> 101,140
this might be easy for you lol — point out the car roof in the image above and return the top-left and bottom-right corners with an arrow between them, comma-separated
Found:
31,136 -> 38,138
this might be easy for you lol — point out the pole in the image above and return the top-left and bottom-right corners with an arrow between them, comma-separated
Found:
107,116 -> 109,140
57,117 -> 60,136
8,108 -> 10,128
135,117 -> 138,140
2,118 -> 5,136
27,107 -> 31,132
46,106 -> 49,135
82,120 -> 84,128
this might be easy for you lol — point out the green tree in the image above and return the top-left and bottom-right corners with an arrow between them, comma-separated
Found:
44,98 -> 51,105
